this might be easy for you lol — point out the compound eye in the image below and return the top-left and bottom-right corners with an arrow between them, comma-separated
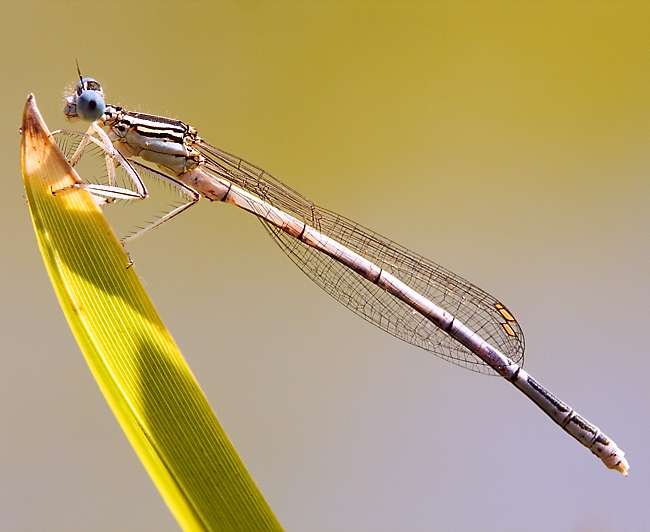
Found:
76,90 -> 106,122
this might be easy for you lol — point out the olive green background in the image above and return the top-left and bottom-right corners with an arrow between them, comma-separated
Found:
1,2 -> 647,531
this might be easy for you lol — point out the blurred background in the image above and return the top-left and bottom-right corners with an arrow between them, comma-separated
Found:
1,2 -> 648,531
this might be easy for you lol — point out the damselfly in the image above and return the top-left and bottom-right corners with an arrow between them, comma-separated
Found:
53,74 -> 629,474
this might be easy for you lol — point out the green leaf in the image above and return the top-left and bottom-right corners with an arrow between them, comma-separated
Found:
20,95 -> 284,532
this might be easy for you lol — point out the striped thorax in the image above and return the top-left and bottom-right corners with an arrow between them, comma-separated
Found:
100,106 -> 204,177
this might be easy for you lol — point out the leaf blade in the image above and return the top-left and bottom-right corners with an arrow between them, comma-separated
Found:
20,95 -> 284,532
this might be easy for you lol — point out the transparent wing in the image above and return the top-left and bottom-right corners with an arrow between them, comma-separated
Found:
198,141 -> 525,374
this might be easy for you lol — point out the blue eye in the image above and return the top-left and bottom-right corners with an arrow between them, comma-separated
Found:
76,89 -> 106,122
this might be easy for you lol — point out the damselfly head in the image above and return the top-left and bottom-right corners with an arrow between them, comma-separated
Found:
63,75 -> 106,122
